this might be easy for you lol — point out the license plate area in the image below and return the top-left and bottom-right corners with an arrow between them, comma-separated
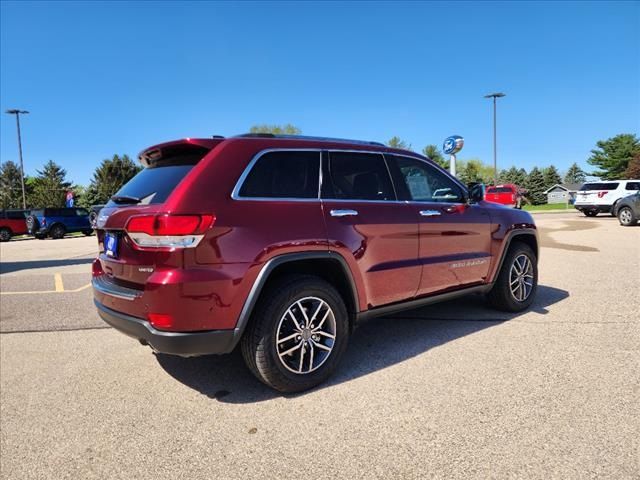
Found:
104,232 -> 119,258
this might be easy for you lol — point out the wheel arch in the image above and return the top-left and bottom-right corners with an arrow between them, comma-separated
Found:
232,252 -> 360,343
490,229 -> 538,284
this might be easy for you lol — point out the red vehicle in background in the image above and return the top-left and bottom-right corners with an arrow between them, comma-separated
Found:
485,184 -> 524,209
0,209 -> 29,242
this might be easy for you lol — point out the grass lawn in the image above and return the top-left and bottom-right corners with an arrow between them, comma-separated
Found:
523,203 -> 573,212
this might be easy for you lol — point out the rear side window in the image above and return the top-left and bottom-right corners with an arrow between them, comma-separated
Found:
238,151 -> 320,199
322,152 -> 395,201
487,186 -> 514,194
625,182 -> 640,190
386,155 -> 464,203
5,210 -> 27,219
107,163 -> 195,207
580,183 -> 619,191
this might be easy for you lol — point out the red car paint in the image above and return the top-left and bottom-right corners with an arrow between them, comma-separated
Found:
92,135 -> 537,355
0,210 -> 29,241
485,184 -> 523,208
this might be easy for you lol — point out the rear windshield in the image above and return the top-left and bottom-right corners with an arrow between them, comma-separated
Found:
106,164 -> 195,207
580,183 -> 619,191
486,186 -> 514,193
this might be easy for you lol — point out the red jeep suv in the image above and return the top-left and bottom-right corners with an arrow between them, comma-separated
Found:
93,134 -> 538,392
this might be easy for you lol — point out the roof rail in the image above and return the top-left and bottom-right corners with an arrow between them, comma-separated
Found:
235,133 -> 386,147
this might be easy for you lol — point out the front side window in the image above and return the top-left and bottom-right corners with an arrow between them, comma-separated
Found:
386,155 -> 464,203
322,152 -> 395,201
238,151 -> 320,199
625,182 -> 640,190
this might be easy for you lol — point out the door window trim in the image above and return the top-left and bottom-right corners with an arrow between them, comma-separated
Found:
231,148 -> 468,203
231,149 -> 323,201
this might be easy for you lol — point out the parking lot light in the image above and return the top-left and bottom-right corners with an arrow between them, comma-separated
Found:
5,109 -> 29,209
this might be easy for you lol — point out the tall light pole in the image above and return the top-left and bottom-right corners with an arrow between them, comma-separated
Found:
483,92 -> 505,184
5,109 -> 29,209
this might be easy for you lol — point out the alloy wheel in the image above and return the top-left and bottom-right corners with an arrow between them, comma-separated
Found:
619,208 -> 633,225
509,254 -> 534,302
275,296 -> 336,374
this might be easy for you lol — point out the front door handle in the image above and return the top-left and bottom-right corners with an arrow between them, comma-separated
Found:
419,210 -> 441,217
330,209 -> 358,217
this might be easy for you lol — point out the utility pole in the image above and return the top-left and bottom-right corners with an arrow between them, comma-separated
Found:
5,109 -> 29,209
483,93 -> 505,184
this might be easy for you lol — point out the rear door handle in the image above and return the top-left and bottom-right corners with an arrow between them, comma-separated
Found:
330,209 -> 358,217
419,210 -> 441,217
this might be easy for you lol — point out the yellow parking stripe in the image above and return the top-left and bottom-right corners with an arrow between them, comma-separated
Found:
0,282 -> 91,296
54,273 -> 65,292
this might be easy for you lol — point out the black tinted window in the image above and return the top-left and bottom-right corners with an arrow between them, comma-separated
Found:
5,210 -> 27,219
323,152 -> 395,201
239,151 -> 320,199
386,155 -> 464,203
580,183 -> 619,191
625,182 -> 640,190
106,164 -> 195,207
487,186 -> 514,193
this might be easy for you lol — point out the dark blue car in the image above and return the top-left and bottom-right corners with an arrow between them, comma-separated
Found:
26,207 -> 93,239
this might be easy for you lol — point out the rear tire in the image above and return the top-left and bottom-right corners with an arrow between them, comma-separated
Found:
25,215 -> 39,234
618,206 -> 637,226
50,224 -> 66,239
0,228 -> 12,242
487,242 -> 538,312
584,210 -> 597,217
241,274 -> 350,393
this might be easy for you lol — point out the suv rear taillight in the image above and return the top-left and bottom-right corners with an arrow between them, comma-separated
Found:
125,214 -> 214,249
597,191 -> 609,198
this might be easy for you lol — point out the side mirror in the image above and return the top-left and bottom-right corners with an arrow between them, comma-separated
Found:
467,182 -> 485,203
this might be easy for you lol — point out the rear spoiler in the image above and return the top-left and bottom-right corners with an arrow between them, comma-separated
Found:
138,138 -> 224,168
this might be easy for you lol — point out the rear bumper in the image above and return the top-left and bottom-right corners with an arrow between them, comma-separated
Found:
574,204 -> 611,213
94,299 -> 238,357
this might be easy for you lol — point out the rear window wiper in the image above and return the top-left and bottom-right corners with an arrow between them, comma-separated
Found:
110,195 -> 142,204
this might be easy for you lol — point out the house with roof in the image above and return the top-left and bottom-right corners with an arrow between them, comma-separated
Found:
544,183 -> 582,204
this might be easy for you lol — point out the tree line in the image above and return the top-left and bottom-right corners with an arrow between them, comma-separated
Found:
1,128 -> 638,210
0,155 -> 140,210
387,133 -> 640,205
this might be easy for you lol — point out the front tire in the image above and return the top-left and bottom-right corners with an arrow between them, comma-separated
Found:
241,275 -> 350,393
583,210 -> 597,217
50,224 -> 66,239
618,206 -> 637,226
487,242 -> 538,312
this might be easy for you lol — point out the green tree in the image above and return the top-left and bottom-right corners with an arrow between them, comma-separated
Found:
456,158 -> 493,184
457,158 -> 494,184
387,136 -> 412,150
249,124 -> 301,135
85,154 -> 141,205
525,167 -> 546,205
542,165 -> 562,189
0,161 -> 24,209
563,162 -> 586,185
422,144 -> 448,169
28,160 -> 72,208
624,153 -> 640,179
587,133 -> 640,180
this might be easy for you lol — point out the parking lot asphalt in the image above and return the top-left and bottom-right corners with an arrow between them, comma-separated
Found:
1,213 -> 638,479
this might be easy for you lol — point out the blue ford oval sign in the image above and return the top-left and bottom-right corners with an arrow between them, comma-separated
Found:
443,135 -> 464,155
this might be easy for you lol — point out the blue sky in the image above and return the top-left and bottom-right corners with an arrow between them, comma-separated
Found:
1,1 -> 639,185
